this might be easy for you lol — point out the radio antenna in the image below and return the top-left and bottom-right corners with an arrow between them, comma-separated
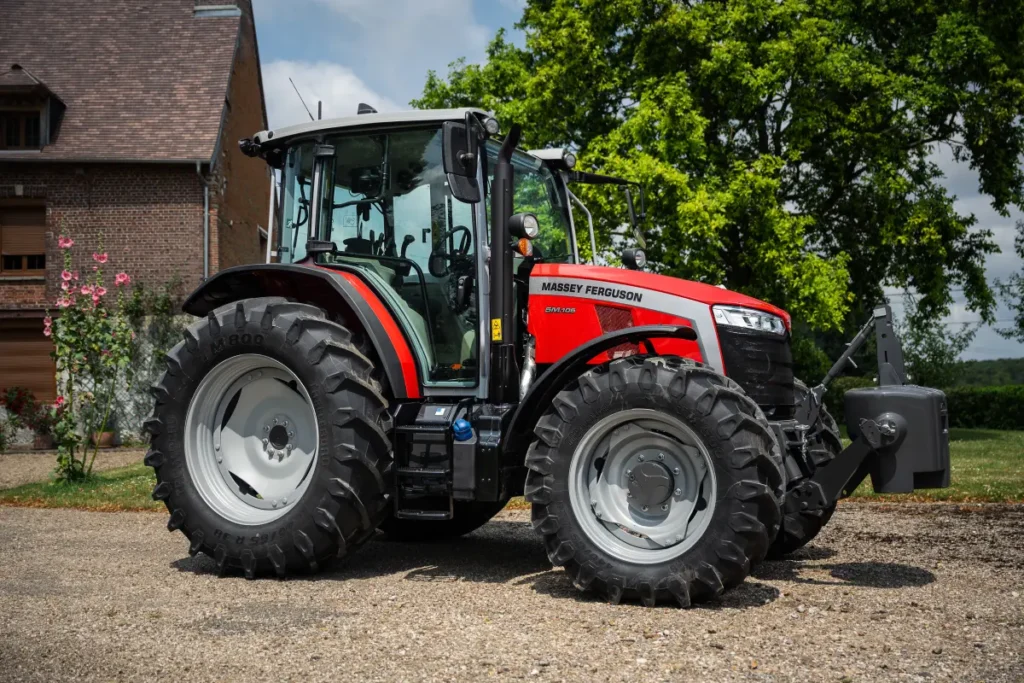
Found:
289,77 -> 315,122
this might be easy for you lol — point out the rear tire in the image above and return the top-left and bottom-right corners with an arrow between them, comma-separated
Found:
524,356 -> 783,607
380,499 -> 510,541
146,297 -> 393,577
769,379 -> 842,557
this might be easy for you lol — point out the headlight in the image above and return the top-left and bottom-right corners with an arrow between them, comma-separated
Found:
713,305 -> 786,336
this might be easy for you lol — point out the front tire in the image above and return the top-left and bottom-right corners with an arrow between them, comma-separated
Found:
524,356 -> 783,607
146,298 -> 392,577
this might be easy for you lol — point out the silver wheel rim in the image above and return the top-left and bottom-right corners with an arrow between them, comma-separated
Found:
185,354 -> 319,526
568,408 -> 717,564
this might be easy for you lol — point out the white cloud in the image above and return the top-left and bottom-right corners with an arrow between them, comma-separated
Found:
262,60 -> 399,128
314,0 -> 490,105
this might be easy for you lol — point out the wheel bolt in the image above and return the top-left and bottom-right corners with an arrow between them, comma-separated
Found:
262,438 -> 269,450
627,492 -> 633,498
673,467 -> 680,474
264,425 -> 270,432
661,504 -> 668,511
674,488 -> 682,496
283,420 -> 289,427
638,454 -> 645,462
274,417 -> 279,424
271,501 -> 278,508
282,498 -> 288,505
642,505 -> 648,511
288,431 -> 294,438
658,453 -> 665,461
247,374 -> 253,381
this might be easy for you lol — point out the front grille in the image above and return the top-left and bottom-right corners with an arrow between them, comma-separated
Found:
717,327 -> 795,419
595,304 -> 638,359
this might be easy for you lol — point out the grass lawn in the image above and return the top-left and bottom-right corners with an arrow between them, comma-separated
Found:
846,428 -> 1024,503
1,428 -> 1021,512
0,463 -> 163,512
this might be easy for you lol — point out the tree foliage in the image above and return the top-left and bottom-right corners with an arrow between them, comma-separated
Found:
997,220 -> 1024,342
414,0 -> 1024,332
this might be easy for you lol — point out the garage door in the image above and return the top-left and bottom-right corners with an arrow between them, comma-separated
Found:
0,317 -> 56,404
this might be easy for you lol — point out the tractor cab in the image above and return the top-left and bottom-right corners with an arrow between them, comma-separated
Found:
263,108 -> 588,397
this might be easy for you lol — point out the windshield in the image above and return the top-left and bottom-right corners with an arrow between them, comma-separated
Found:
486,142 -> 575,264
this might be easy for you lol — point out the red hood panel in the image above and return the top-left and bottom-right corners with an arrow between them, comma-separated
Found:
534,263 -> 790,325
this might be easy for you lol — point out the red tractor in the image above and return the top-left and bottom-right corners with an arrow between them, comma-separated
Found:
147,108 -> 950,606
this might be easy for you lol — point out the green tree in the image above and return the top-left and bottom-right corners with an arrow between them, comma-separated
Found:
414,0 -> 1024,333
996,220 -> 1024,342
897,295 -> 977,387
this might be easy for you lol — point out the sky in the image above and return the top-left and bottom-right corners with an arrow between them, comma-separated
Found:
251,0 -> 1024,361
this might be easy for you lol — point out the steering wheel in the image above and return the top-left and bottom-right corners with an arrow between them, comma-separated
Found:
428,225 -> 473,277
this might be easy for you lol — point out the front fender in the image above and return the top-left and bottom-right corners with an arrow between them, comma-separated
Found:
183,264 -> 421,398
502,325 -> 698,461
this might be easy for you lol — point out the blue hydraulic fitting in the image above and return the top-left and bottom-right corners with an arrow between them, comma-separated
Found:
452,418 -> 473,442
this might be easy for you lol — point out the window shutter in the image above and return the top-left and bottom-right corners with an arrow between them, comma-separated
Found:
1,225 -> 46,255
0,205 -> 46,256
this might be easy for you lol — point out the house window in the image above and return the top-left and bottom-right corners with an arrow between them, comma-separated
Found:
0,111 -> 42,149
0,204 -> 46,275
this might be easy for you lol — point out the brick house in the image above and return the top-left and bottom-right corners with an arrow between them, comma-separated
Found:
0,0 -> 270,402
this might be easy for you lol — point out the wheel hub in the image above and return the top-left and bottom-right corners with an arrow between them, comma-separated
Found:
569,409 -> 717,564
185,354 -> 319,526
268,424 -> 289,450
626,460 -> 674,508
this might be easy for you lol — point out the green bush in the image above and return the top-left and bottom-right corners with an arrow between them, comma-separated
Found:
944,385 -> 1024,431
823,376 -> 875,426
822,380 -> 1024,431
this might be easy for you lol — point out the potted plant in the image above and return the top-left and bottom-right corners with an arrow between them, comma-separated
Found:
92,409 -> 118,449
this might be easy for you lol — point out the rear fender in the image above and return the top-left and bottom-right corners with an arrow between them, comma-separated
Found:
183,264 -> 421,398
501,325 -> 698,462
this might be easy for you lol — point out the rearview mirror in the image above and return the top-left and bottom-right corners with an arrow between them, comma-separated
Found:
442,115 -> 481,203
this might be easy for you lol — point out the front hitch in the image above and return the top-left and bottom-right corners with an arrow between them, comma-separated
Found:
786,305 -> 951,514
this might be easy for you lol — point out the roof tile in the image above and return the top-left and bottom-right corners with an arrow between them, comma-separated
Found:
0,0 -> 241,161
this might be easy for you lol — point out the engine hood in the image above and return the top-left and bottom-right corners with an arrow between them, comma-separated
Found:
532,263 -> 791,327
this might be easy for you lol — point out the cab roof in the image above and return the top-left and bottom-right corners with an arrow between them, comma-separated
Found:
251,107 -> 490,148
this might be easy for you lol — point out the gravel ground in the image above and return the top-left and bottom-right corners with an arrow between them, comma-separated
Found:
0,449 -> 144,490
0,503 -> 1021,683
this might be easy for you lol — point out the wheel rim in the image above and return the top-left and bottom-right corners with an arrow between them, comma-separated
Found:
185,354 -> 319,526
568,408 -> 717,564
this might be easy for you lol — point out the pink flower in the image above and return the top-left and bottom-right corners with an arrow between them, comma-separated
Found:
72,271 -> 79,281
114,272 -> 131,286
92,294 -> 100,305
43,316 -> 52,327
95,286 -> 107,296
57,297 -> 71,308
58,236 -> 74,249
61,270 -> 73,281
61,281 -> 71,291
92,265 -> 98,271
54,396 -> 65,407
92,252 -> 108,264
43,327 -> 52,337
80,285 -> 93,296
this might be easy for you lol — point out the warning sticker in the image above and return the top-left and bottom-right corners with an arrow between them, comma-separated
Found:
491,318 -> 502,341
